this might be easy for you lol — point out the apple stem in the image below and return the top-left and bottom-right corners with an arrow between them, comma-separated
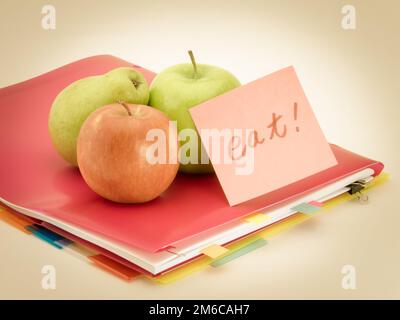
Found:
188,50 -> 198,79
118,101 -> 132,116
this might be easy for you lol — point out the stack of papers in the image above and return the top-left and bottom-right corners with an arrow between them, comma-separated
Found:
0,55 -> 385,281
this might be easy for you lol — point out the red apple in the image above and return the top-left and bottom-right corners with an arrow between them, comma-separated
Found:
77,102 -> 179,203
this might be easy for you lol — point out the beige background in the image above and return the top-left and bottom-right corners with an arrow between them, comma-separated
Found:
0,0 -> 399,299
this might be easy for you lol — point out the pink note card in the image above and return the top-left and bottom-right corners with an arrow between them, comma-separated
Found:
189,66 -> 337,206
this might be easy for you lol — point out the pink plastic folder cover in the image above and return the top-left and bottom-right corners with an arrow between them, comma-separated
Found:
0,55 -> 384,252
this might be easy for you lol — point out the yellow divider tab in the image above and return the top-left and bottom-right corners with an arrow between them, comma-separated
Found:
244,213 -> 271,224
201,244 -> 229,259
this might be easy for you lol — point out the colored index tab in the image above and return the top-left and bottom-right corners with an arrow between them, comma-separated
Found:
201,244 -> 229,259
88,254 -> 141,281
210,238 -> 268,267
244,213 -> 271,224
308,200 -> 323,207
189,66 -> 337,206
0,210 -> 32,234
291,202 -> 321,215
34,225 -> 66,242
26,226 -> 63,249
0,208 -> 34,230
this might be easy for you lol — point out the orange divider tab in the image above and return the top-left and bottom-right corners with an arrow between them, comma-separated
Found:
201,244 -> 229,259
88,254 -> 141,281
0,209 -> 33,234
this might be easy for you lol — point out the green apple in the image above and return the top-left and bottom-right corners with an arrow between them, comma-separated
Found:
149,51 -> 240,174
49,67 -> 149,166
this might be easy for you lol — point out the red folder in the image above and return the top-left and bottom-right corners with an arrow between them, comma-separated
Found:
0,55 -> 384,253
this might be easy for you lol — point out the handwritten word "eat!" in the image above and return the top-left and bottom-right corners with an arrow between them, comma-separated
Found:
229,102 -> 300,161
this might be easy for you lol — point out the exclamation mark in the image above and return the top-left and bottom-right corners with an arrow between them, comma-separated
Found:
294,102 -> 300,132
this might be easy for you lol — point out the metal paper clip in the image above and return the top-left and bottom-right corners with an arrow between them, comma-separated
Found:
347,181 -> 369,204
356,190 -> 369,204
348,182 -> 365,195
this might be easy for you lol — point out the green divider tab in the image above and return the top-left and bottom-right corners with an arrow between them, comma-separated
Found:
210,238 -> 268,267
